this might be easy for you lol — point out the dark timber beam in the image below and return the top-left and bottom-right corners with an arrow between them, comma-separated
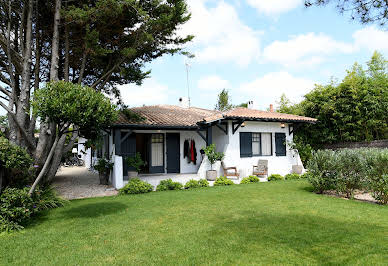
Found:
196,129 -> 207,143
120,130 -> 133,144
232,120 -> 245,134
206,126 -> 212,146
215,122 -> 228,135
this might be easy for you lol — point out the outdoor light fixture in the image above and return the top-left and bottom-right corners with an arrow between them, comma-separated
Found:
241,122 -> 246,127
280,123 -> 285,128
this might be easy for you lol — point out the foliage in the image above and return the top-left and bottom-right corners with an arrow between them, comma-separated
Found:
126,152 -> 145,173
184,179 -> 200,189
300,172 -> 310,179
277,52 -> 388,147
0,186 -> 65,232
287,136 -> 314,165
368,174 -> 388,205
119,178 -> 153,195
198,179 -> 210,187
93,157 -> 114,174
305,0 -> 388,27
240,175 -> 260,184
121,107 -> 145,123
0,115 -> 7,127
268,174 -> 284,181
285,173 -> 301,180
156,179 -> 183,191
306,150 -> 338,193
203,144 -> 224,170
307,148 -> 388,202
214,176 -> 234,186
215,89 -> 233,111
365,149 -> 388,204
0,136 -> 33,188
276,94 -> 303,115
32,81 -> 118,140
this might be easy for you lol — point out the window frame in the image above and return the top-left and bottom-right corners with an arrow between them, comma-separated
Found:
240,132 -> 273,158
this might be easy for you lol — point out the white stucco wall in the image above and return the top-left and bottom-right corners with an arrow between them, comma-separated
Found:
218,121 -> 303,177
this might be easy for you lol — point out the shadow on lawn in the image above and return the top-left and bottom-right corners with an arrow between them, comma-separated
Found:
60,202 -> 128,219
210,212 -> 385,265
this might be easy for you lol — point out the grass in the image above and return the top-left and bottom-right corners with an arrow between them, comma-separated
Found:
1,181 -> 387,265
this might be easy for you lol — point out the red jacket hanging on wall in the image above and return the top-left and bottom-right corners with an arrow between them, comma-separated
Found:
190,140 -> 197,165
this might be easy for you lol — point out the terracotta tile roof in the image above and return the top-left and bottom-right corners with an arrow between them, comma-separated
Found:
114,105 -> 317,127
203,107 -> 317,123
115,105 -> 220,127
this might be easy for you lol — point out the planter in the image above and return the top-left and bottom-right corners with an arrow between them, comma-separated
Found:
99,171 -> 110,185
127,171 -> 138,179
206,170 -> 217,181
292,165 -> 303,174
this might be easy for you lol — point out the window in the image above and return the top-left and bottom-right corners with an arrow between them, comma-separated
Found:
151,134 -> 163,166
240,132 -> 273,157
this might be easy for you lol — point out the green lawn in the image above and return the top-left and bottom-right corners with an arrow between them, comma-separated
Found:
1,181 -> 387,265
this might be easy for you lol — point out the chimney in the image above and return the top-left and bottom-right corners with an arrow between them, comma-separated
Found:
247,100 -> 254,109
269,104 -> 274,112
178,97 -> 189,108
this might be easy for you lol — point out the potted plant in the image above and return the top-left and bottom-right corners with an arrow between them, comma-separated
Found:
126,152 -> 145,179
203,144 -> 224,181
94,157 -> 114,185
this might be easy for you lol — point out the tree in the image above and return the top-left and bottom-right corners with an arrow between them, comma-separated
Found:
215,89 -> 233,111
275,94 -> 303,115
0,0 -> 192,180
29,81 -> 117,194
279,51 -> 388,147
305,0 -> 388,27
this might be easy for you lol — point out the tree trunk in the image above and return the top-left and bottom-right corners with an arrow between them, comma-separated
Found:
29,133 -> 60,195
50,0 -> 61,82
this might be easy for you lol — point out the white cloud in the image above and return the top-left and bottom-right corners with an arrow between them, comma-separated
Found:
197,75 -> 230,91
118,78 -> 169,107
235,71 -> 315,109
263,32 -> 354,68
246,0 -> 303,15
179,0 -> 261,66
353,26 -> 388,54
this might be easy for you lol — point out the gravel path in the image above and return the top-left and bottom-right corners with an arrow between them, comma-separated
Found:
52,166 -> 118,200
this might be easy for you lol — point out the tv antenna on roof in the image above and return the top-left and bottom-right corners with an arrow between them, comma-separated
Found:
185,61 -> 191,107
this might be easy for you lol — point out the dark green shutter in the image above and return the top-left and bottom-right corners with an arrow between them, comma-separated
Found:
240,132 -> 252,157
275,133 -> 286,156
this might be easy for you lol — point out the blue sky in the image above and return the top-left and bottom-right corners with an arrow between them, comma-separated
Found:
119,0 -> 388,111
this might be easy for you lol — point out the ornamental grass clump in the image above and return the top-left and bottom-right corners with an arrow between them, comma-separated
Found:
268,174 -> 284,181
240,176 -> 260,184
214,176 -> 234,186
365,149 -> 388,204
156,179 -> 183,191
285,173 -> 301,180
119,178 -> 153,195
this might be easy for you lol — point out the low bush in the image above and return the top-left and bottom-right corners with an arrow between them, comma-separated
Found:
240,175 -> 260,184
284,173 -> 301,180
214,176 -> 234,186
268,174 -> 283,181
184,179 -> 200,189
198,179 -> 209,187
0,187 -> 65,232
306,150 -> 338,193
119,178 -> 153,195
156,179 -> 183,191
300,172 -> 309,179
365,149 -> 388,204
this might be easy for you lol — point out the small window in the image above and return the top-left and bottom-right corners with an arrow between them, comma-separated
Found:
240,132 -> 273,157
151,134 -> 163,143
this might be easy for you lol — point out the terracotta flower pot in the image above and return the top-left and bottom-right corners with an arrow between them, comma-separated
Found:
206,170 -> 217,181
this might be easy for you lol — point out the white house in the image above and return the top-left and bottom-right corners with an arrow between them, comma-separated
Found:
86,101 -> 317,189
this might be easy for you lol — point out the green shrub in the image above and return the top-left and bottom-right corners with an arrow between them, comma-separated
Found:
240,175 -> 260,184
300,172 -> 309,179
365,149 -> 388,204
214,176 -> 234,186
335,149 -> 367,198
0,187 -> 65,232
268,174 -> 283,181
285,173 -> 301,180
156,179 -> 183,191
198,179 -> 209,187
306,150 -> 338,193
184,179 -> 200,189
119,178 -> 153,195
